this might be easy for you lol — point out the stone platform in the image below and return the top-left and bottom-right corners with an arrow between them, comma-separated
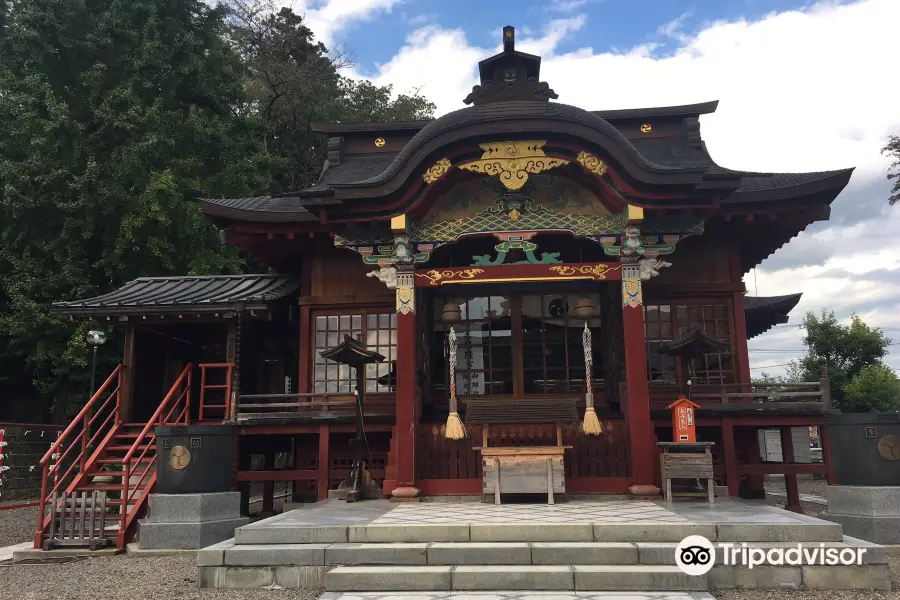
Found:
820,486 -> 900,545
196,498 -> 889,592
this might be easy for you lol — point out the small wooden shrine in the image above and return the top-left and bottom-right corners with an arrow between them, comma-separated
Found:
40,24 -> 850,548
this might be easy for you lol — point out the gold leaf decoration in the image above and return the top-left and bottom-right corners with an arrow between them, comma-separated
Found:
576,151 -> 608,176
423,158 -> 452,185
416,268 -> 485,286
458,141 -> 569,191
549,264 -> 617,280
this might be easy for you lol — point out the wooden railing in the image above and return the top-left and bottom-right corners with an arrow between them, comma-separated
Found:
35,366 -> 123,548
198,363 -> 234,421
689,380 -> 829,405
118,363 -> 191,547
237,392 -> 396,418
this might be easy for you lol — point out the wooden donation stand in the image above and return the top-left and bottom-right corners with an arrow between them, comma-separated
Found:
659,397 -> 715,504
465,397 -> 578,504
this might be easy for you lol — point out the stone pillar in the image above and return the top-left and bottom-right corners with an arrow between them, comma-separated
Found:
621,262 -> 659,497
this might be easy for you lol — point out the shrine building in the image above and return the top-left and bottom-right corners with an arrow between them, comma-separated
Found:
42,26 -> 850,547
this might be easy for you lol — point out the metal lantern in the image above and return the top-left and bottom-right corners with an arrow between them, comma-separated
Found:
574,297 -> 597,319
441,302 -> 462,324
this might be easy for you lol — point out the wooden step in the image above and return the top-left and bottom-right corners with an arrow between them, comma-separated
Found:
106,444 -> 154,452
79,483 -> 148,492
95,457 -> 154,465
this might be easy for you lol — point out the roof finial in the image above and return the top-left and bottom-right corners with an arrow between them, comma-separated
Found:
503,26 -> 514,53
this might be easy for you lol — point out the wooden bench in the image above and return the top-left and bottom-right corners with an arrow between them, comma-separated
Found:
465,397 -> 579,505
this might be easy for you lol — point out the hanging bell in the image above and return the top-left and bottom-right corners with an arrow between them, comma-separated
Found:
574,297 -> 597,319
441,302 -> 462,324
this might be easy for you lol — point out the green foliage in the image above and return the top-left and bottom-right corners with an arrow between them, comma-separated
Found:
0,0 -> 271,418
788,310 -> 891,411
0,0 -> 435,421
225,1 -> 435,192
843,363 -> 900,413
882,134 -> 900,206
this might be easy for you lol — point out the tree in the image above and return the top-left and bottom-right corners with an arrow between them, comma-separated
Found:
883,134 -> 900,206
843,363 -> 900,413
789,310 -> 891,410
224,1 -> 435,192
0,0 -> 271,420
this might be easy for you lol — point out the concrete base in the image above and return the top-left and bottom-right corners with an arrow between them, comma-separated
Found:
820,485 -> 900,544
138,492 -> 249,550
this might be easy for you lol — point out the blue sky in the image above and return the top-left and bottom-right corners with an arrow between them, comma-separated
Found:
284,0 -> 900,376
334,0 -> 823,76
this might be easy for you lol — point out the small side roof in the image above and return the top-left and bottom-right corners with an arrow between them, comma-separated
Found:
51,274 -> 300,318
744,294 -> 803,338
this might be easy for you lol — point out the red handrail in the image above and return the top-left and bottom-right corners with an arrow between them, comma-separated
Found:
119,363 -> 192,540
35,365 -> 123,548
198,363 -> 234,420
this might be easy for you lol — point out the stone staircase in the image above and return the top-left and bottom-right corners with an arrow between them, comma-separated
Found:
197,519 -> 890,591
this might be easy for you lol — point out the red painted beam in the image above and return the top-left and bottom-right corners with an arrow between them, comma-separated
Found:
416,479 -> 482,495
415,262 -> 622,287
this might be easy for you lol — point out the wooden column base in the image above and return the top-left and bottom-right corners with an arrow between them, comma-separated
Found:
391,486 -> 421,501
629,484 -> 661,497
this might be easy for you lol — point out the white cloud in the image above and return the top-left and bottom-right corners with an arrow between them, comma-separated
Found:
331,0 -> 900,376
283,0 -> 402,47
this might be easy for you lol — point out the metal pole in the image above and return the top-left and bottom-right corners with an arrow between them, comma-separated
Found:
89,346 -> 98,396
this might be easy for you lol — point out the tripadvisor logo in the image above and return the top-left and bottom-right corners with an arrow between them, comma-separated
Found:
675,535 -> 866,576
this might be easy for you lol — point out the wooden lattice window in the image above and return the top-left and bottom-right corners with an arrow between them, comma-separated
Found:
520,294 -> 603,394
312,310 -> 397,394
644,301 -> 734,386
432,296 -> 513,396
676,303 -> 733,385
644,304 -> 677,385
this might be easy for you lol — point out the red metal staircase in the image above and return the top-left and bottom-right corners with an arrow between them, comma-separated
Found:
34,364 -> 193,550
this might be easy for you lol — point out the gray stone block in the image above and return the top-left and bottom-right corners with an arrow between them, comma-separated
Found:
574,565 -> 706,591
452,565 -> 574,590
818,513 -> 900,545
196,538 -> 235,566
593,523 -> 716,542
223,566 -> 275,589
273,566 -> 330,589
716,523 -> 843,542
197,566 -> 225,588
147,492 -> 242,522
224,544 -> 328,566
531,542 -> 637,565
139,516 -> 249,549
325,543 -> 428,565
802,564 -> 891,590
428,542 -> 530,565
636,543 -> 678,565
326,566 -> 452,591
348,524 -> 468,543
826,485 -> 900,517
842,536 -> 889,563
235,525 -> 347,545
469,523 -> 592,542
708,565 -> 801,589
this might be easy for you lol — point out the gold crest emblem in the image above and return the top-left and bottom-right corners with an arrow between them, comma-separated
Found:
169,445 -> 191,470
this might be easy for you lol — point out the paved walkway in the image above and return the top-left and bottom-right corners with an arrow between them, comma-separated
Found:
320,592 -> 715,600
238,496 -> 828,533
0,541 -> 32,562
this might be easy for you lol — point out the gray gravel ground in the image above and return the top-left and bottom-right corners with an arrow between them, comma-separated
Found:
0,553 -> 323,600
0,506 -> 37,547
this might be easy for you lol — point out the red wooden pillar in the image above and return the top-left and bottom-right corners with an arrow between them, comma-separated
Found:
392,306 -> 420,499
621,264 -> 659,496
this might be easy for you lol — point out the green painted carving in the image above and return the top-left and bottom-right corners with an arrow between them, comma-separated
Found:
471,239 -> 562,266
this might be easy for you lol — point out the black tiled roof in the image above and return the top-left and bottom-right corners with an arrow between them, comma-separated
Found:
197,196 -> 320,223
744,293 -> 802,338
51,274 -> 300,317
